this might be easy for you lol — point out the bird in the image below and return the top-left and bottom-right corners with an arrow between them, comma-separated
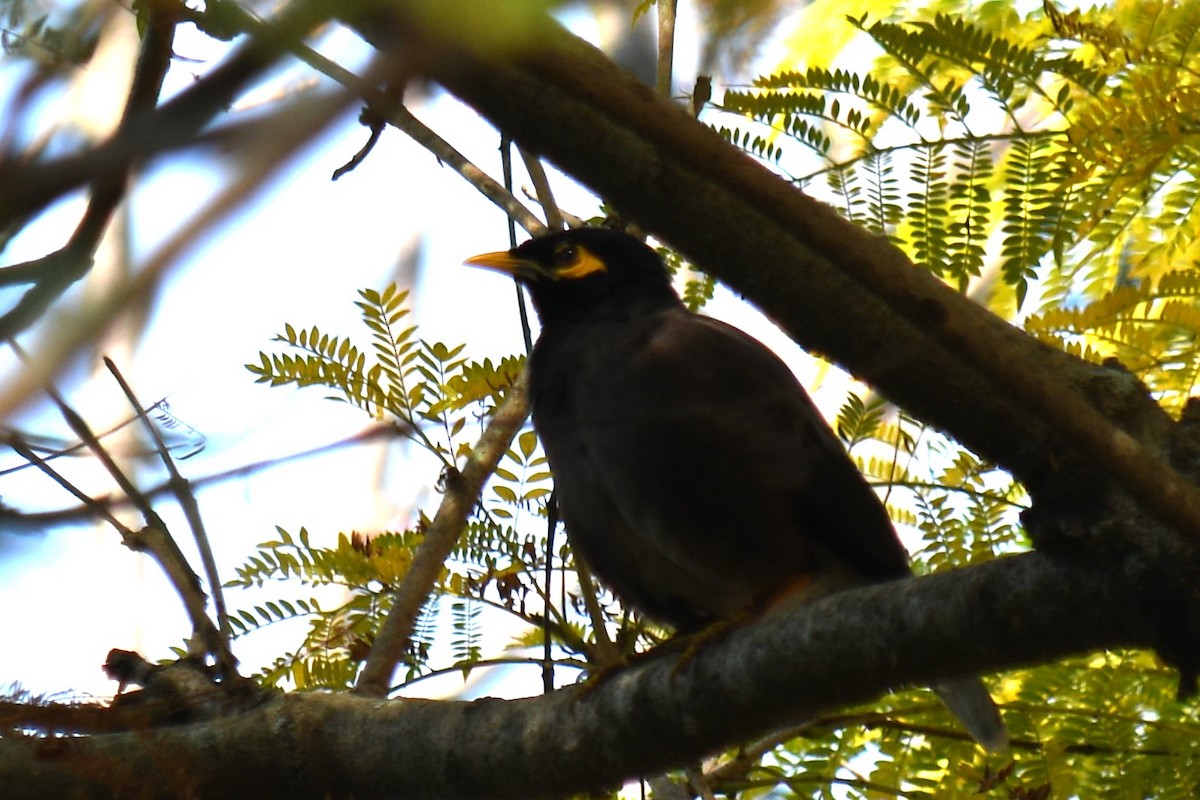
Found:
465,226 -> 1007,752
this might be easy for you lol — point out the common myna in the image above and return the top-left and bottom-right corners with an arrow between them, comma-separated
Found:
466,226 -> 1007,751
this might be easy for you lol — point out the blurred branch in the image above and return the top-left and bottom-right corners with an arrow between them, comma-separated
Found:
3,434 -> 134,536
355,372 -> 530,697
0,87 -> 356,420
0,0 -> 180,340
517,146 -> 563,231
0,428 -> 394,526
0,0 -> 338,337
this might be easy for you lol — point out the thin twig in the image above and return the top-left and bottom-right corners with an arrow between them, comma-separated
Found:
103,358 -> 234,661
388,105 -> 547,237
215,8 -> 548,240
518,187 -> 585,228
0,411 -> 167,474
2,427 -> 394,523
656,0 -> 677,99
331,113 -> 386,180
542,497 -> 558,693
575,561 -> 620,667
517,146 -> 564,231
4,434 -> 133,536
501,136 -> 536,352
37,382 -> 234,671
391,655 -> 586,695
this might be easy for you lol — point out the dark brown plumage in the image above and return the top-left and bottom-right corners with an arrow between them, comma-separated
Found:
466,226 -> 1006,751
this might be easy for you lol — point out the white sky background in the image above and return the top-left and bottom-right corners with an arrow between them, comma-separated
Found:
0,2 -> 890,704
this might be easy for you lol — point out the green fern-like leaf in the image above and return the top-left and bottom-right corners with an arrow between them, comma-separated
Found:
712,124 -> 782,163
946,138 -> 995,287
1025,269 -> 1200,413
835,391 -> 888,448
903,143 -> 952,276
999,135 -> 1062,305
228,596 -> 319,638
248,283 -> 520,465
450,597 -> 483,672
863,149 -> 902,236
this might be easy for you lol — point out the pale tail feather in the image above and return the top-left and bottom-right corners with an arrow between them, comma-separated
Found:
933,677 -> 1009,753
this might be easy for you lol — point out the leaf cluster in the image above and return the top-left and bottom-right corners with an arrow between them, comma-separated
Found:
246,284 -> 523,466
660,246 -> 717,312
700,1 -> 1200,792
221,526 -> 411,689
1027,269 -> 1200,414
717,3 -> 1200,312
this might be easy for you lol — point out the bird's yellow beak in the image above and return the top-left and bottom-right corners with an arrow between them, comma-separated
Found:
464,250 -> 535,278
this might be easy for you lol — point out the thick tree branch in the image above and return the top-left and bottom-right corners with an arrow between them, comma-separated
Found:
0,552 -> 1152,800
349,7 -> 1200,545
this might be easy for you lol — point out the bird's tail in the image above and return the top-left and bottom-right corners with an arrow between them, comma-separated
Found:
933,677 -> 1009,753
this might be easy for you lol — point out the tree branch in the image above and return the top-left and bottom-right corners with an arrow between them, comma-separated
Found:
348,6 -> 1200,548
0,552 -> 1152,800
103,358 -> 235,669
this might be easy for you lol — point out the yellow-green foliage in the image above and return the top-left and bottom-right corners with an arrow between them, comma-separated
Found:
718,2 -> 1200,315
238,286 -> 541,690
711,1 -> 1200,795
246,284 -> 523,464
223,526 -> 417,689
1026,270 -> 1200,415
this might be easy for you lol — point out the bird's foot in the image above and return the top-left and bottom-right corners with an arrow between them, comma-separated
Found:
667,618 -> 742,676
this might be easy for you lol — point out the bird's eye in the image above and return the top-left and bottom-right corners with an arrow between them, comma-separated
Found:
546,241 -> 605,280
554,245 -> 577,265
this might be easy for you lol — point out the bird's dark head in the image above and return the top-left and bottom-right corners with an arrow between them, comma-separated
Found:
465,228 -> 678,325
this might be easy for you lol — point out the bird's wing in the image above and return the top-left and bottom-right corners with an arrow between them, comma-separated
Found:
588,310 -> 911,585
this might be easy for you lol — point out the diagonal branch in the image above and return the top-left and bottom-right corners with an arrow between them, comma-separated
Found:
0,0 -> 181,340
354,373 -> 530,697
349,6 -> 1200,547
104,358 -> 234,668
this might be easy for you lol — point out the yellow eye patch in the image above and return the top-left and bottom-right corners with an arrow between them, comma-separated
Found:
554,245 -> 608,280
